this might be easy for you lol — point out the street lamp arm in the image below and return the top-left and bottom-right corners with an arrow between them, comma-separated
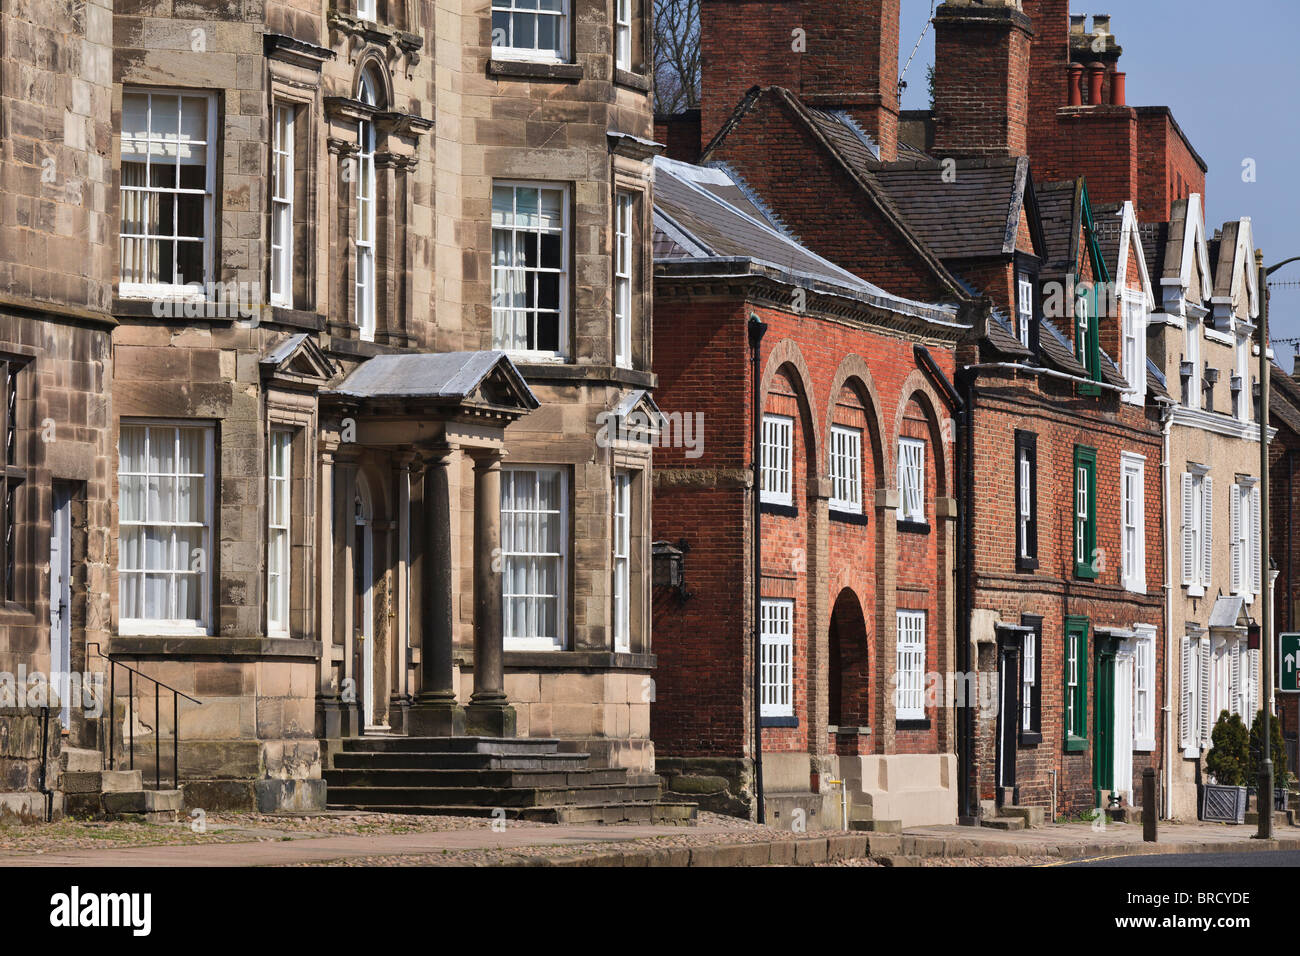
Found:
1266,256 -> 1300,277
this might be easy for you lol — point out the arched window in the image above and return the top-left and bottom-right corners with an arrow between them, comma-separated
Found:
355,71 -> 378,341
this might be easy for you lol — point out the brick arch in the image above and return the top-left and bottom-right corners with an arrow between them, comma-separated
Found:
892,369 -> 950,499
823,354 -> 887,489
829,587 -> 871,729
760,337 -> 821,483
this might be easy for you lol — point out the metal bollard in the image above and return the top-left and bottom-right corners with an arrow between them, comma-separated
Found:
1143,767 -> 1158,843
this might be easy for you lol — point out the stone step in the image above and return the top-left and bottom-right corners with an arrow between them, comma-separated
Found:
999,805 -> 1045,828
322,768 -> 629,789
340,736 -> 564,756
102,789 -> 184,815
61,769 -> 143,794
651,802 -> 699,826
329,751 -> 591,772
980,816 -> 1025,831
325,802 -> 662,825
325,783 -> 662,809
58,747 -> 101,773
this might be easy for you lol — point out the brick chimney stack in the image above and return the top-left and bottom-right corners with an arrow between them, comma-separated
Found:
700,0 -> 902,161
931,0 -> 1035,159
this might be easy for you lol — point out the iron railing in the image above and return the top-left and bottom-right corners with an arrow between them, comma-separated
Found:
87,643 -> 202,791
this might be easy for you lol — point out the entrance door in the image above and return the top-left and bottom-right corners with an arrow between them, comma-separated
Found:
1113,643 -> 1135,805
49,484 -> 73,729
995,638 -> 1018,801
1094,640 -> 1116,807
354,479 -> 375,728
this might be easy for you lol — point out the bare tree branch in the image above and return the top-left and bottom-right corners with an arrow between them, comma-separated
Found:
653,0 -> 701,115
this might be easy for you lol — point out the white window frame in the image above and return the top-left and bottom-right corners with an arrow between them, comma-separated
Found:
613,190 -> 634,368
1021,629 -> 1036,733
355,72 -> 378,341
491,0 -> 569,62
895,610 -> 926,721
1235,335 -> 1250,423
1181,469 -> 1213,594
1075,461 -> 1089,567
615,0 -> 633,72
1231,479 -> 1261,601
267,430 -> 292,636
760,598 -> 794,719
1134,624 -> 1156,751
270,103 -> 295,309
1121,290 -> 1147,404
612,469 -> 631,653
118,89 -> 217,299
1017,446 -> 1032,560
829,424 -> 863,515
117,421 -> 215,636
761,414 -> 793,507
1016,272 -> 1034,347
897,437 -> 925,523
356,0 -> 375,21
1121,453 -> 1146,593
492,181 -> 569,358
501,466 -> 569,651
1185,317 -> 1202,409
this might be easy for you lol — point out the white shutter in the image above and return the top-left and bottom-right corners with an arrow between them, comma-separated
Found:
1180,635 -> 1193,750
1199,635 -> 1213,744
1230,484 -> 1242,594
1230,642 -> 1242,715
1181,473 -> 1195,585
1249,647 -> 1261,722
1202,475 -> 1213,587
1252,486 -> 1262,595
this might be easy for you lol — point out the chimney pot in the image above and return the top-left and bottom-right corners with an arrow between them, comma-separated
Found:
1087,62 -> 1105,106
1068,63 -> 1084,107
1070,14 -> 1087,35
1092,14 -> 1111,35
1110,71 -> 1126,106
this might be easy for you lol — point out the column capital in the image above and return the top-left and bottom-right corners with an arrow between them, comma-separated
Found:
467,446 -> 506,471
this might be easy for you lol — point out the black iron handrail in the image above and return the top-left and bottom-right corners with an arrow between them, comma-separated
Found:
87,643 -> 202,791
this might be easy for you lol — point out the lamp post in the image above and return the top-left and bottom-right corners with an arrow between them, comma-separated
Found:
1256,255 -> 1300,840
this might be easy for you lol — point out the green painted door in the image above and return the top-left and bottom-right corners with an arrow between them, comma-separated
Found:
1094,642 -> 1116,807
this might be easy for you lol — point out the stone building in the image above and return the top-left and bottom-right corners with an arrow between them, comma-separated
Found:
0,0 -> 116,820
4,0 -> 660,817
1150,199 -> 1267,820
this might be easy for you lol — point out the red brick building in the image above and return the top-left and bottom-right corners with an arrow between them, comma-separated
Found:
654,0 -> 1170,823
650,155 -> 968,827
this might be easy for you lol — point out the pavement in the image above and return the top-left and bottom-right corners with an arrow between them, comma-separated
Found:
2,818 -> 1297,867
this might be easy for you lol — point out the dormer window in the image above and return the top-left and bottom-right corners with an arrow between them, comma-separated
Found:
1121,290 -> 1147,404
1016,271 -> 1034,348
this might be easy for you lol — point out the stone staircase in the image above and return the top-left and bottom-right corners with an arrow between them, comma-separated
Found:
59,747 -> 184,823
979,797 -> 1045,831
324,736 -> 694,825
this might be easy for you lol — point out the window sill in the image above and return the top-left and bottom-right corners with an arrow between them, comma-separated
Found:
829,509 -> 869,526
109,636 -> 323,660
761,716 -> 799,728
896,519 -> 930,535
761,501 -> 799,519
613,68 -> 651,92
270,306 -> 325,331
488,58 -> 583,82
1018,731 -> 1042,748
1016,557 -> 1039,573
502,649 -> 656,671
1065,735 -> 1087,754
896,718 -> 930,731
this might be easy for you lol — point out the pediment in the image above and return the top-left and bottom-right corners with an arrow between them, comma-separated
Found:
260,333 -> 336,388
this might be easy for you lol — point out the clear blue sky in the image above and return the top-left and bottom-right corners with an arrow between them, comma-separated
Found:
898,0 -> 1300,361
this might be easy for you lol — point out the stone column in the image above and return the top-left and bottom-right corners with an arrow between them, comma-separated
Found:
334,449 -> 361,738
389,452 -> 418,732
876,487 -> 899,757
315,441 -> 341,739
407,447 -> 465,736
465,449 -> 516,737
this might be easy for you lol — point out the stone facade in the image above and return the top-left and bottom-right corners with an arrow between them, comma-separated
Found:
2,0 -> 658,816
0,0 -> 116,819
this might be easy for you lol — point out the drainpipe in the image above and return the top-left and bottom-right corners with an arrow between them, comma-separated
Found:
1160,401 -> 1175,820
748,312 -> 768,824
37,706 -> 53,823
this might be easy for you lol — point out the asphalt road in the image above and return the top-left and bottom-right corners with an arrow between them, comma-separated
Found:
1070,850 -> 1300,867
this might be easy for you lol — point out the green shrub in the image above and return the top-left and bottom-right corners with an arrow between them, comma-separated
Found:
1248,709 -> 1288,784
1205,710 -> 1249,786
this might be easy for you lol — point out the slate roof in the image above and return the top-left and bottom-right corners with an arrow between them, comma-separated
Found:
1037,179 -> 1081,270
652,155 -> 961,325
1270,362 -> 1300,435
873,158 -> 1029,260
328,351 -> 539,407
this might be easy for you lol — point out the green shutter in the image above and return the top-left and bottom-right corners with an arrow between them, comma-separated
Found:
1073,445 -> 1098,580
1065,616 -> 1089,752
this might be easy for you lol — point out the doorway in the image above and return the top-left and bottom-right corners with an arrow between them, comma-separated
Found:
1113,641 -> 1135,805
49,483 -> 73,729
994,635 -> 1019,802
1094,637 -> 1117,807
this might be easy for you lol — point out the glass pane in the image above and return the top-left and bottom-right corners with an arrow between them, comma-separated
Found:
144,573 -> 169,618
120,476 -> 144,522
150,95 -> 180,140
143,528 -> 170,570
174,573 -> 200,620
